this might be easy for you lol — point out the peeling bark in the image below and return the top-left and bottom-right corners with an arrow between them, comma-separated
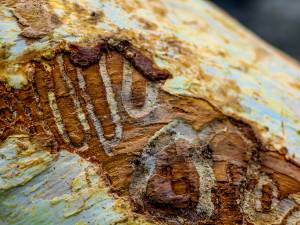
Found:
0,0 -> 300,225
0,49 -> 299,225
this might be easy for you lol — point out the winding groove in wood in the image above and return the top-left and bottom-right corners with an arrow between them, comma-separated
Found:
121,59 -> 158,119
56,55 -> 90,145
43,55 -> 89,150
30,64 -> 55,138
1,49 -> 299,225
75,55 -> 122,155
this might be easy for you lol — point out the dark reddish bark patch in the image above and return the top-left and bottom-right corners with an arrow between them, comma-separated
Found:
68,42 -> 107,67
67,39 -> 170,80
108,39 -> 170,81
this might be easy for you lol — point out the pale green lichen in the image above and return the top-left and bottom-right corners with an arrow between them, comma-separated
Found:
0,135 -> 155,225
5,73 -> 28,89
0,135 -> 54,192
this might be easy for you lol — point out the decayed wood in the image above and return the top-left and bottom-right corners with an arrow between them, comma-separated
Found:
0,49 -> 299,225
0,0 -> 300,225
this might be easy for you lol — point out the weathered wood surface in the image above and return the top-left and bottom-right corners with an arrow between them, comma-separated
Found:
0,0 -> 300,225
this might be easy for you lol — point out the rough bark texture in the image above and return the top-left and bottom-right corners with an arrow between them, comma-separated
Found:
0,49 -> 299,225
0,0 -> 300,225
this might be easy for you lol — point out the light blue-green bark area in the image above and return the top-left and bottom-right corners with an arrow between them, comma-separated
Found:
0,136 -> 124,225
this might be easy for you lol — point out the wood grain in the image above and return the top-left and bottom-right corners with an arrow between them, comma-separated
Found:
0,50 -> 299,225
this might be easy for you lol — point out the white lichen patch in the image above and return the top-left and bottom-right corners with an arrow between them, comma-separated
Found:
5,73 -> 28,89
0,8 -> 23,48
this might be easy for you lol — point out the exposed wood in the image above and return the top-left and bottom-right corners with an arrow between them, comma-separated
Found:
0,50 -> 299,224
0,0 -> 300,225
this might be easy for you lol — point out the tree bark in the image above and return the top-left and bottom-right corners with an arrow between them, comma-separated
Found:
0,1 -> 300,225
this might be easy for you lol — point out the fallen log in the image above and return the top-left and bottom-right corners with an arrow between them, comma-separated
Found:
0,0 -> 300,224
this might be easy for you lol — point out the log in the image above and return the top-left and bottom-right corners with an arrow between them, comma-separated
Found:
0,0 -> 300,224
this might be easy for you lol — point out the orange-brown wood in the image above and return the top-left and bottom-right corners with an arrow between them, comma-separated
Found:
0,50 -> 299,225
